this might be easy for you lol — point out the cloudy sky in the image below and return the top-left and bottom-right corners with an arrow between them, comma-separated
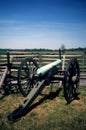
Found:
0,0 -> 86,49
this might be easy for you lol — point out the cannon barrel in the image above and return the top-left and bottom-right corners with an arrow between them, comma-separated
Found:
37,59 -> 62,76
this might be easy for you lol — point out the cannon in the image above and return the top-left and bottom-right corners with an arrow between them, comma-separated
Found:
6,53 -> 80,123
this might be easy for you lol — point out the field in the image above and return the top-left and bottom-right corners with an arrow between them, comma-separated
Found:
0,49 -> 86,130
0,84 -> 86,130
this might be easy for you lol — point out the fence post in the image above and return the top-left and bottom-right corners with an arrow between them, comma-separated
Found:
7,52 -> 11,71
38,52 -> 42,67
59,49 -> 62,71
59,49 -> 61,60
82,51 -> 85,72
62,55 -> 65,71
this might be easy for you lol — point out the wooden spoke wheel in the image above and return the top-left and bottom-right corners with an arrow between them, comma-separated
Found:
63,58 -> 80,103
18,58 -> 38,97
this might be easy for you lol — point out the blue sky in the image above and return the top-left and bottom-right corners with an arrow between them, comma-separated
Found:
0,0 -> 86,49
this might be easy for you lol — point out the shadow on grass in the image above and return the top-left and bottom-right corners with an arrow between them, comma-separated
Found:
29,88 -> 62,112
22,88 -> 62,115
6,88 -> 62,123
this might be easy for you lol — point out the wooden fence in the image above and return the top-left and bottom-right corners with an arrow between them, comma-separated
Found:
0,51 -> 86,86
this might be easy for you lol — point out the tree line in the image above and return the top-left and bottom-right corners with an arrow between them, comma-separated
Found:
0,47 -> 86,54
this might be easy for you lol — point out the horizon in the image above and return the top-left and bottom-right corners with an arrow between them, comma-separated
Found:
0,46 -> 86,51
0,0 -> 86,49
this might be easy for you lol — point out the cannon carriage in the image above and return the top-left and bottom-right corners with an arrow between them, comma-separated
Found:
0,50 -> 80,122
17,56 -> 80,102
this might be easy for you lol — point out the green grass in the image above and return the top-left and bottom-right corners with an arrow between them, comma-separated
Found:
0,85 -> 86,130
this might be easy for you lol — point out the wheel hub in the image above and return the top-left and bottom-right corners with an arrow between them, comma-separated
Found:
72,76 -> 77,83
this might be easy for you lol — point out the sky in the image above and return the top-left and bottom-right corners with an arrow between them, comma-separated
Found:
0,0 -> 86,49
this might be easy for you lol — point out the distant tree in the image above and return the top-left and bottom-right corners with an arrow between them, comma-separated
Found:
60,44 -> 66,54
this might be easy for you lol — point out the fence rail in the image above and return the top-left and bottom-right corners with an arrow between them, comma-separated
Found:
0,51 -> 86,82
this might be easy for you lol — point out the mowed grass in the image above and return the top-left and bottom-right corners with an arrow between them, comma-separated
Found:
0,85 -> 86,130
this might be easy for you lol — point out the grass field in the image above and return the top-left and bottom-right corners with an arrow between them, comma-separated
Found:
0,84 -> 86,130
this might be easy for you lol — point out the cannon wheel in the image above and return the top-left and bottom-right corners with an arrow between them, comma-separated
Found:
63,58 -> 80,103
18,58 -> 38,97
